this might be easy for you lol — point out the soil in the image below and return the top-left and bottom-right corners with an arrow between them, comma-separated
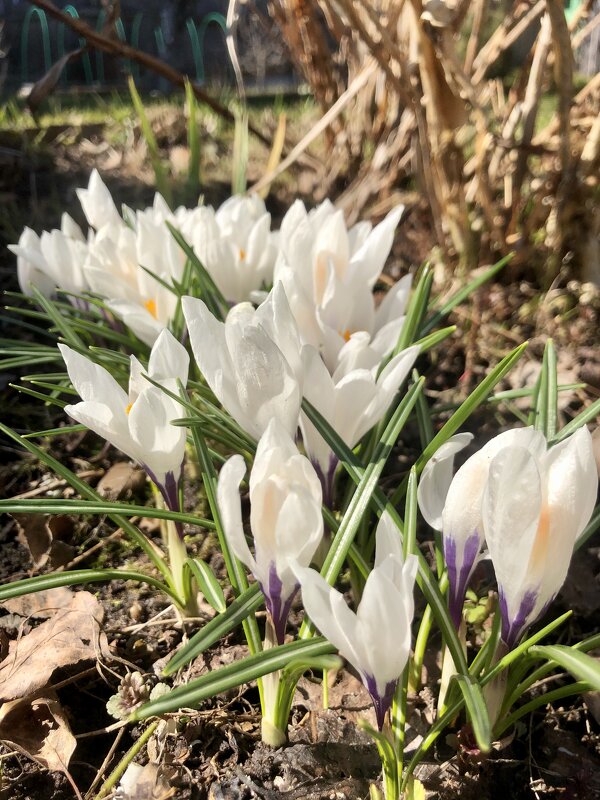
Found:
0,109 -> 599,800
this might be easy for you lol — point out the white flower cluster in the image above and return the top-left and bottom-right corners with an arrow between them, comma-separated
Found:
12,170 -> 419,501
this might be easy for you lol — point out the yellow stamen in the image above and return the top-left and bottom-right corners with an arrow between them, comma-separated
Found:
144,299 -> 157,319
125,401 -> 134,415
342,328 -> 352,342
239,248 -> 246,261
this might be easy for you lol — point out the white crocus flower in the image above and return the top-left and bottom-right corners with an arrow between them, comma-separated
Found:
59,329 -> 189,510
275,202 -> 407,370
418,427 -> 547,628
10,215 -> 89,298
300,344 -> 419,504
483,427 -> 597,647
296,513 -> 417,730
217,419 -> 324,644
84,224 -> 179,347
183,282 -> 303,441
188,195 -> 276,304
76,168 -> 122,231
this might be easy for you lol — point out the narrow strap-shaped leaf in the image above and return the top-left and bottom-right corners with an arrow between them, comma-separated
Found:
0,499 -> 215,530
319,378 -> 424,587
454,674 -> 491,753
167,222 -> 227,320
400,611 -> 572,791
390,342 -> 527,506
0,568 -> 178,602
128,76 -> 172,206
189,418 -> 262,657
164,583 -> 263,676
301,396 -> 469,675
0,422 -> 171,581
29,286 -> 85,349
133,638 -> 335,720
534,338 -> 558,439
551,394 -> 600,444
528,644 -> 600,691
393,264 -> 433,355
421,254 -> 512,336
184,77 -> 201,191
495,681 -> 591,738
185,558 -> 226,613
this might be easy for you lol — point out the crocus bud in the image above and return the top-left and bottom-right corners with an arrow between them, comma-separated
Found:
418,427 -> 547,628
483,427 -> 597,647
296,514 -> 417,729
217,419 -> 324,643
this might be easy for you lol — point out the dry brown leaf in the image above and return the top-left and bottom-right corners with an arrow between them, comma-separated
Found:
96,462 -> 146,500
0,691 -> 76,773
13,513 -> 75,570
1,587 -> 76,620
27,48 -> 85,115
0,591 -> 109,703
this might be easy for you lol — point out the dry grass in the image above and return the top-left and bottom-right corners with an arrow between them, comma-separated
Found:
266,0 -> 600,280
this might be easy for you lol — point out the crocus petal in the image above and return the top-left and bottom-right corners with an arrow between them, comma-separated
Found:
76,169 -> 122,230
107,300 -> 165,347
148,329 -> 190,386
483,446 -> 543,645
217,454 -> 256,576
296,567 -> 363,672
417,433 -> 474,530
59,345 -> 128,408
374,273 -> 412,332
352,205 -> 404,288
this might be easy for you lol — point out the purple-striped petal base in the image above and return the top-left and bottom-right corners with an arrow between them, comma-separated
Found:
499,588 -> 538,649
444,531 -> 480,629
312,454 -> 339,509
365,674 -> 397,730
259,563 -> 298,645
145,467 -> 183,537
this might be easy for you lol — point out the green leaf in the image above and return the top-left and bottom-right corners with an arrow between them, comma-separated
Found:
133,638 -> 335,720
319,378 -> 424,588
29,286 -> 85,349
185,78 -> 201,195
163,584 -> 263,676
552,394 -> 600,444
534,339 -> 558,439
0,422 -> 171,581
390,342 -> 528,505
188,418 -> 262,657
185,558 -> 226,613
528,645 -> 600,691
301,396 -> 471,679
393,265 -> 433,355
231,108 -> 248,195
403,467 -> 418,560
421,254 -> 512,336
0,498 -> 215,530
454,674 -> 491,752
128,76 -> 172,206
166,222 -> 227,321
0,569 -> 177,602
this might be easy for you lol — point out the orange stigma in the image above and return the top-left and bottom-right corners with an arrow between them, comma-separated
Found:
144,299 -> 158,319
239,248 -> 246,261
342,328 -> 352,342
125,401 -> 134,415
